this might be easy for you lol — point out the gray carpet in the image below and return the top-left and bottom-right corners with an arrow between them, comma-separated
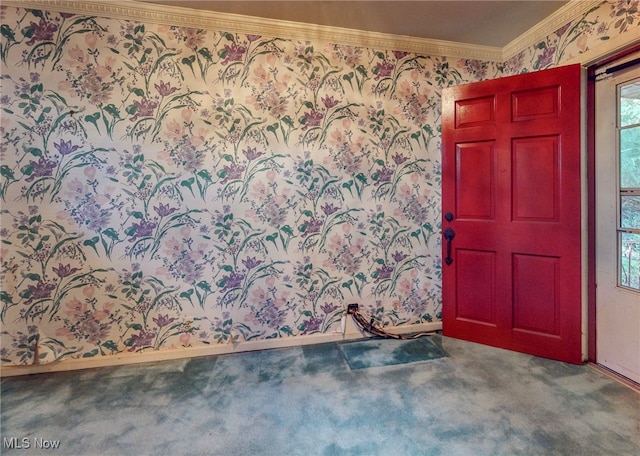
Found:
1,335 -> 639,456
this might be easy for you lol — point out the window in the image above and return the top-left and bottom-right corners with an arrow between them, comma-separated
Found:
619,78 -> 640,290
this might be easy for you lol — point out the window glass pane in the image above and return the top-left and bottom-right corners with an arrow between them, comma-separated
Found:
620,81 -> 640,127
620,126 -> 640,188
620,232 -> 640,290
621,196 -> 640,229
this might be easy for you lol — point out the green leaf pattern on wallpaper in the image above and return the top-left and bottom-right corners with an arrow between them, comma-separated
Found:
0,2 -> 636,364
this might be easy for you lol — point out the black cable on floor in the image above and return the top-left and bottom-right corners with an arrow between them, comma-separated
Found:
347,304 -> 438,340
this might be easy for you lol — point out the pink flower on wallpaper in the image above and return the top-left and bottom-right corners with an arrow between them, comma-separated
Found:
65,44 -> 88,69
165,119 -> 185,139
182,28 -> 206,49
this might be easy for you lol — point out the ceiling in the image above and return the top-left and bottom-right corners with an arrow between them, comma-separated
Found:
142,1 -> 569,48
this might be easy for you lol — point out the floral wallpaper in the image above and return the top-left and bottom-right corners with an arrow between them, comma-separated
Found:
0,1 -> 637,365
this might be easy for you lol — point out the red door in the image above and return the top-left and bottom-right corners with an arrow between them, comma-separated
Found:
441,64 -> 583,364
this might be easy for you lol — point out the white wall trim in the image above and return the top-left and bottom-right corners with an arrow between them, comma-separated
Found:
0,321 -> 442,377
3,0 -> 602,63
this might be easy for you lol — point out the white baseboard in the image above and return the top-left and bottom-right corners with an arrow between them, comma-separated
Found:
0,321 -> 442,377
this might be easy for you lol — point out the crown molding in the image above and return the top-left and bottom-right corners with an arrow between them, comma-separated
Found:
0,0 -> 610,64
502,0 -> 603,61
3,0 -> 504,61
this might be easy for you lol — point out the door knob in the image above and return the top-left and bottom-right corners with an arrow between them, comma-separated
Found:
443,227 -> 455,265
444,212 -> 454,222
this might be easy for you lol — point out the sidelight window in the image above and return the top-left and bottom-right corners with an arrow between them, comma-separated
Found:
619,79 -> 640,290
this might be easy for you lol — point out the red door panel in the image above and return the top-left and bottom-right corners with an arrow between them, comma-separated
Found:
442,64 -> 583,364
456,142 -> 496,219
512,136 -> 559,221
456,249 -> 496,325
512,253 -> 560,335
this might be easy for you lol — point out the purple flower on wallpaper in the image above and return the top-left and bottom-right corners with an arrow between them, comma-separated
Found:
242,256 -> 263,270
246,34 -> 261,42
374,60 -> 394,80
71,196 -> 112,232
155,81 -> 179,97
153,314 -> 177,328
171,256 -> 202,283
302,316 -> 323,334
128,330 -> 156,351
535,44 -> 557,69
392,153 -> 408,165
129,219 -> 156,240
130,97 -> 158,121
25,18 -> 58,46
464,59 -> 488,79
393,51 -> 408,59
321,203 -> 339,216
54,139 -> 81,156
154,203 -> 177,218
375,264 -> 394,282
220,162 -> 245,184
242,146 -> 264,161
52,263 -> 80,278
25,157 -> 57,182
554,23 -> 572,37
321,302 -> 338,314
392,251 -> 408,263
302,217 -> 323,237
374,166 -> 394,185
23,281 -> 56,305
222,42 -> 247,65
255,299 -> 286,329
60,12 -> 75,18
302,109 -> 324,130
221,271 -> 245,291
321,95 -> 339,109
